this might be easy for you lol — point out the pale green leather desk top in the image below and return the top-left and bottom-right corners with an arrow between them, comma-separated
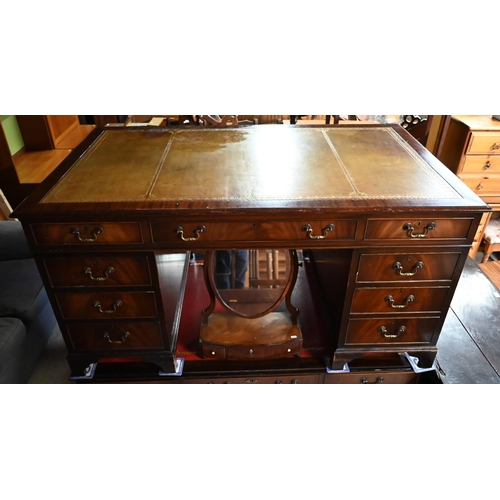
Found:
41,126 -> 461,205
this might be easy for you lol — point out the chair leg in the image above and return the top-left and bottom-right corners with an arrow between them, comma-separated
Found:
482,252 -> 491,263
482,241 -> 494,263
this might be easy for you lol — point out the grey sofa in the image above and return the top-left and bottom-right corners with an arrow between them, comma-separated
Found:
0,220 -> 57,383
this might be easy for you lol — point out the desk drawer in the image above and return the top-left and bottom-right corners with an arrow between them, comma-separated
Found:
324,370 -> 419,384
31,222 -> 143,245
67,322 -> 164,350
151,219 -> 357,245
467,132 -> 500,155
350,286 -> 450,314
462,155 -> 500,174
44,255 -> 152,287
345,317 -> 439,345
355,252 -> 462,283
55,291 -> 158,319
364,218 -> 473,242
182,373 -> 322,384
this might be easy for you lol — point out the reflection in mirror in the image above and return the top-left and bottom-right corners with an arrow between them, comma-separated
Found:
205,249 -> 295,318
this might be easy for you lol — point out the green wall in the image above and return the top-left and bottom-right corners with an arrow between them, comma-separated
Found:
0,115 -> 24,155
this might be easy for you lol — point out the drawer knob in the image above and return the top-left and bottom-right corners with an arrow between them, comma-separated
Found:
175,225 -> 206,242
379,325 -> 406,338
492,142 -> 499,150
70,226 -> 103,242
392,261 -> 424,276
385,294 -> 414,309
93,299 -> 123,314
483,161 -> 491,170
403,222 -> 435,238
476,182 -> 484,191
103,331 -> 130,344
302,223 -> 335,239
84,266 -> 115,281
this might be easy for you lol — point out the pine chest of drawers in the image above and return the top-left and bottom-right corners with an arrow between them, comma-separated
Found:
438,115 -> 500,259
12,124 -> 489,382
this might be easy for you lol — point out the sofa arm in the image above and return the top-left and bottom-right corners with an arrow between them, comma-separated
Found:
0,221 -> 33,261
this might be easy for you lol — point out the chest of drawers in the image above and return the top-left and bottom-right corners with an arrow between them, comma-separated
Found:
438,115 -> 500,258
12,124 -> 489,382
36,247 -> 189,376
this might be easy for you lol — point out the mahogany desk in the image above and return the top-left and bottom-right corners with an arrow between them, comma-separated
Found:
12,125 -> 489,383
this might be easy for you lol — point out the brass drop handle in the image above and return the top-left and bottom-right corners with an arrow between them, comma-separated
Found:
483,161 -> 491,170
392,261 -> 424,276
103,331 -> 130,344
477,182 -> 484,191
70,226 -> 103,242
93,299 -> 123,313
175,225 -> 206,241
492,142 -> 499,150
84,266 -> 115,281
385,294 -> 414,309
361,377 -> 384,384
302,223 -> 335,239
403,222 -> 435,238
379,325 -> 406,338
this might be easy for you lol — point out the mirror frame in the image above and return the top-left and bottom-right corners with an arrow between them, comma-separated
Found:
201,249 -> 300,322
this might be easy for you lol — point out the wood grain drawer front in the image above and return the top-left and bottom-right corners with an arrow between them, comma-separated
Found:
44,255 -> 152,287
201,340 -> 302,360
350,287 -> 450,314
67,322 -> 164,350
31,222 -> 143,245
345,317 -> 440,345
356,252 -> 462,283
55,291 -> 158,319
459,174 -> 500,195
324,370 -> 419,384
365,218 -> 474,242
462,155 -> 500,174
151,219 -> 357,244
182,373 -> 322,384
467,132 -> 500,155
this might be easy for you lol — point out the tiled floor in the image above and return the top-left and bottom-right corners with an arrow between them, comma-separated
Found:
436,256 -> 500,383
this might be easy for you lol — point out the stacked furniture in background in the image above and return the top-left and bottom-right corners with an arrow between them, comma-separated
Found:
437,115 -> 500,260
0,116 -> 95,209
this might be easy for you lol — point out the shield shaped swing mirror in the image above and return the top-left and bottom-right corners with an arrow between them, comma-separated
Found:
199,249 -> 303,360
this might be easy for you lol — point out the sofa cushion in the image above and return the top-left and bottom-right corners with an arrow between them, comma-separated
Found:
0,259 -> 46,324
0,317 -> 27,381
0,221 -> 33,261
